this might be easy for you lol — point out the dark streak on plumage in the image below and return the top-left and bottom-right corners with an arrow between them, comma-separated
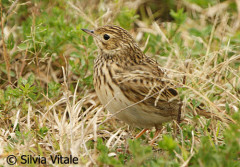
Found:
168,88 -> 178,96
107,82 -> 114,92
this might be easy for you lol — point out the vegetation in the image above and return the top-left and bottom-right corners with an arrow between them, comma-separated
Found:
0,0 -> 240,166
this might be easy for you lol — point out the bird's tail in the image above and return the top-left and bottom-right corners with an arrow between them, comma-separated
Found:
187,102 -> 234,123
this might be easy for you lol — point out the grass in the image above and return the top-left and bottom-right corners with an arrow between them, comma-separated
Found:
0,0 -> 240,166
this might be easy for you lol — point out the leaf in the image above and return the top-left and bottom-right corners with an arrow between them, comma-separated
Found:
7,33 -> 15,50
170,8 -> 187,25
158,135 -> 177,152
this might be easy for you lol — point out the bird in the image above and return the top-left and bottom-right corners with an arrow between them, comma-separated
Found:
81,25 -> 220,143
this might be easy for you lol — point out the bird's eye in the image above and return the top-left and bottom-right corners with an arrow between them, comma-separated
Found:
103,34 -> 110,40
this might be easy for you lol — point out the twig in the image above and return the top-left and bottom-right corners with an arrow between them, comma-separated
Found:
0,2 -> 11,83
67,1 -> 96,28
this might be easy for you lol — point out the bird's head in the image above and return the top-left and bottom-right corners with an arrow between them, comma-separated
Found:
82,25 -> 137,55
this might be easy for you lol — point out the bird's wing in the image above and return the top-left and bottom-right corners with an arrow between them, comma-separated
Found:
112,66 -> 181,117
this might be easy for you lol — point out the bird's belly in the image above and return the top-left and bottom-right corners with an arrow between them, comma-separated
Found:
95,77 -> 171,129
95,77 -> 131,115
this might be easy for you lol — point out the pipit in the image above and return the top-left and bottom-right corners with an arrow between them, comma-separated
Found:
82,25 -> 215,142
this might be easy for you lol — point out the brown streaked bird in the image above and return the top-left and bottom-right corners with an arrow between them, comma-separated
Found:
81,25 -> 214,142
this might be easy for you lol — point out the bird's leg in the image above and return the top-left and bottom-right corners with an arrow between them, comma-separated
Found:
135,129 -> 148,139
150,127 -> 163,145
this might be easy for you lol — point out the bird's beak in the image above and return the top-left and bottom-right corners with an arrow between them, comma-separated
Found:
81,28 -> 103,43
81,28 -> 94,36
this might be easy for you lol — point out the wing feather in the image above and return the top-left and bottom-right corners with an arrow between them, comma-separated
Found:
112,64 -> 181,117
